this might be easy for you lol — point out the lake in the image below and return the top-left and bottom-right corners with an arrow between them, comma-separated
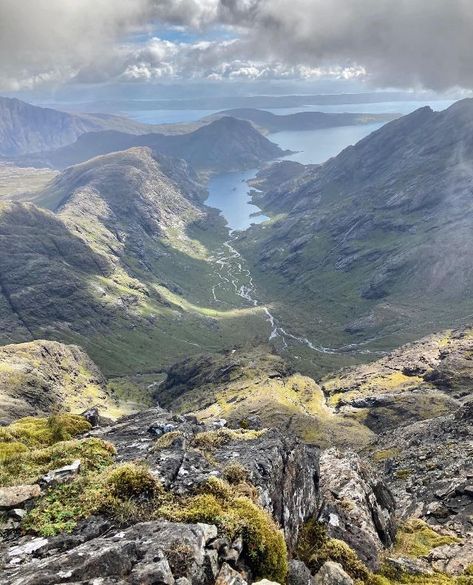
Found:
126,99 -> 455,230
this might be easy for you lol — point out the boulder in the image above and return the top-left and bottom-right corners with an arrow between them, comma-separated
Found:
313,562 -> 353,585
428,540 -> 473,575
317,449 -> 396,569
1,521 -> 221,585
0,484 -> 41,510
287,560 -> 312,585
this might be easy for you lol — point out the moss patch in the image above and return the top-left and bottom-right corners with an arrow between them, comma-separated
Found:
393,519 -> 461,557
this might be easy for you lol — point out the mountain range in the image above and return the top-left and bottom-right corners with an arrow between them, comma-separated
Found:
236,98 -> 473,374
1,96 -> 473,585
206,108 -> 399,133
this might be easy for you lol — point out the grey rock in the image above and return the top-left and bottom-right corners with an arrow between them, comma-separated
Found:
317,449 -> 396,570
287,559 -> 312,585
0,484 -> 41,510
215,563 -> 247,585
39,459 -> 81,488
313,562 -> 353,585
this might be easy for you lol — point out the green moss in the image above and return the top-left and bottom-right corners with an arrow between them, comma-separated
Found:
159,477 -> 287,583
393,519 -> 461,557
0,414 -> 91,450
192,428 -> 265,450
296,519 -> 371,581
23,462 -> 162,536
153,431 -> 183,450
0,437 -> 115,487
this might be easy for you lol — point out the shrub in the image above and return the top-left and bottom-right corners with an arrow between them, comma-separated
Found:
153,431 -> 183,450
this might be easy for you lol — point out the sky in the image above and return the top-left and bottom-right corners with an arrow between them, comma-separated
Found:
1,1 -> 472,98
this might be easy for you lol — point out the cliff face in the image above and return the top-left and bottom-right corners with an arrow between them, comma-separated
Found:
0,340 -> 117,422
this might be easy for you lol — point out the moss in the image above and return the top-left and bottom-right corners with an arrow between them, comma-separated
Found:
23,462 -> 162,536
159,477 -> 288,583
0,414 -> 91,450
372,448 -> 400,462
223,462 -> 250,484
192,428 -> 265,450
393,519 -> 461,557
375,563 -> 473,585
0,437 -> 115,487
153,431 -> 183,450
296,519 -> 371,582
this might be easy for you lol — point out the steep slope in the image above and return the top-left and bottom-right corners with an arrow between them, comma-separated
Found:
156,348 -> 373,449
238,98 -> 473,373
0,148 -> 270,375
0,96 -> 160,156
0,340 -> 124,421
25,117 -> 289,171
207,108 -> 398,133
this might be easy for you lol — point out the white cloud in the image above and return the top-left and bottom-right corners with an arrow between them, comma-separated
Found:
1,0 -> 473,90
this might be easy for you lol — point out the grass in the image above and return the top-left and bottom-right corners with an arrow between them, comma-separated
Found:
393,519 -> 461,558
192,428 -> 266,450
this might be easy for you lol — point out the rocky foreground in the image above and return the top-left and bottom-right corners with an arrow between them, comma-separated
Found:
1,396 -> 472,585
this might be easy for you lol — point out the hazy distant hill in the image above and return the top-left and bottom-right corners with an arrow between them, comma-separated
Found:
207,108 -> 398,133
237,98 -> 473,371
25,116 -> 289,172
0,96 -> 161,156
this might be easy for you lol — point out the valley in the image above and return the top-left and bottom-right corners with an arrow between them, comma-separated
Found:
1,94 -> 473,585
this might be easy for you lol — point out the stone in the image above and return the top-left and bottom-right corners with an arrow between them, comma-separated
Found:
39,459 -> 81,487
215,563 -> 247,585
0,484 -> 41,510
428,540 -> 473,575
81,407 -> 100,427
313,562 -> 354,585
287,559 -> 312,585
252,580 -> 280,585
385,556 -> 434,576
130,558 -> 175,585
317,449 -> 396,569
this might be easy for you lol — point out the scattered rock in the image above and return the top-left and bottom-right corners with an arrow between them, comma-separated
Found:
287,559 -> 312,585
385,556 -> 434,576
0,484 -> 41,510
81,407 -> 100,427
313,561 -> 354,585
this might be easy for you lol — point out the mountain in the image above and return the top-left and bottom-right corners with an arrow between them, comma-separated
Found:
0,96 -> 164,157
0,339 -> 126,421
22,117 -> 289,171
0,147 -> 271,376
206,108 -> 399,133
236,98 -> 473,374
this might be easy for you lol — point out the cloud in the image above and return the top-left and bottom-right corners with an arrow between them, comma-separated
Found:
1,0 -> 473,90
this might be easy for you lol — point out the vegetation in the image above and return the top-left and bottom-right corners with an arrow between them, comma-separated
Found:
295,518 -> 471,585
392,519 -> 460,558
191,427 -> 265,450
